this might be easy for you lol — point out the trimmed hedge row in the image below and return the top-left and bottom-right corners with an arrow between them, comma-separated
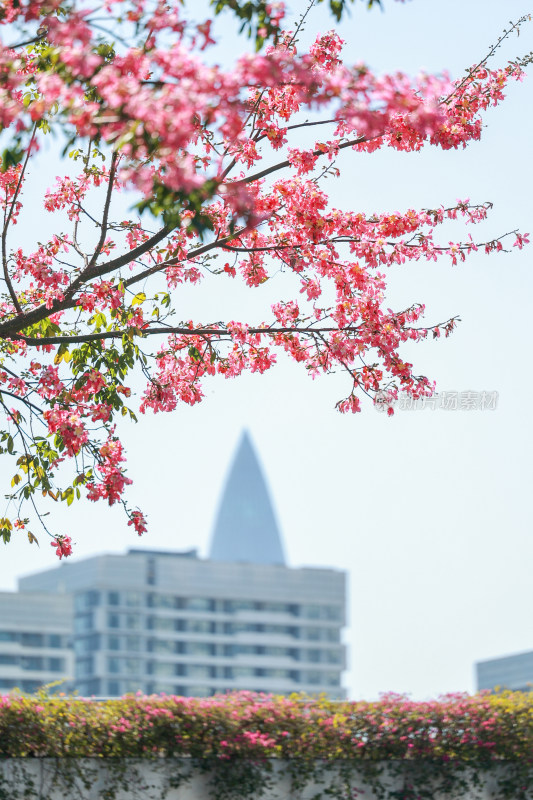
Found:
0,691 -> 532,799
0,690 -> 532,760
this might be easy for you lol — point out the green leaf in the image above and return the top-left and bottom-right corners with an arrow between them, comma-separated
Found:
1,144 -> 24,173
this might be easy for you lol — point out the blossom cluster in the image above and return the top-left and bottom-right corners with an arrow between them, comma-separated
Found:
0,1 -> 529,555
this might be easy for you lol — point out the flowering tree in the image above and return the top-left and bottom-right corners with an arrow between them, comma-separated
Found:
0,1 -> 530,555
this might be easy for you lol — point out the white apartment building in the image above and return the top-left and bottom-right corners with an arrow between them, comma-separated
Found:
0,592 -> 73,694
2,432 -> 347,698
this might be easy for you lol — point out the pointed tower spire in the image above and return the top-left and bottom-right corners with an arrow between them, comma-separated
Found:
209,432 -> 286,565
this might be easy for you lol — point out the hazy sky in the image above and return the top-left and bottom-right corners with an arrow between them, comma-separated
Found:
1,0 -> 532,701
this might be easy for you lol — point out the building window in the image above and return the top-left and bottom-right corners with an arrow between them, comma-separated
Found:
263,624 -> 290,635
0,654 -> 18,665
184,597 -> 214,612
74,634 -> 100,655
151,617 -> 175,632
184,686 -> 211,697
263,646 -> 289,658
48,657 -> 65,672
107,610 -> 128,629
234,644 -> 260,656
151,639 -> 176,655
301,605 -> 321,619
75,592 -> 100,612
80,679 -> 101,696
261,602 -> 290,614
48,634 -> 63,648
76,658 -> 94,677
21,656 -> 44,671
185,665 -> 211,679
185,642 -> 214,657
146,557 -> 156,586
0,631 -> 18,643
108,592 -> 120,606
185,619 -> 213,634
20,680 -> 42,692
74,615 -> 93,634
307,649 -> 321,663
264,669 -> 290,679
154,682 -> 177,695
228,600 -> 257,613
21,632 -> 44,647
123,659 -> 140,676
151,594 -> 176,609
232,667 -> 256,679
153,662 -> 175,678
124,593 -> 141,608
325,649 -> 341,664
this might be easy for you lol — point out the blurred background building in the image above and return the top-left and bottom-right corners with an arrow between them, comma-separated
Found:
476,650 -> 533,693
0,592 -> 73,694
0,432 -> 347,697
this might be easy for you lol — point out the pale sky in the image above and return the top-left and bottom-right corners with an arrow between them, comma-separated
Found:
0,0 -> 532,700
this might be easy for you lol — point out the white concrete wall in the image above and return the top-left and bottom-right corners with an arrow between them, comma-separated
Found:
0,759 -> 513,800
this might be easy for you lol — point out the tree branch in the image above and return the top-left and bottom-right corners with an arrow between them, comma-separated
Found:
9,324 -> 367,346
6,33 -> 46,49
237,135 -> 367,185
86,150 -> 119,270
0,223 -> 175,338
122,228 -> 249,289
1,125 -> 37,316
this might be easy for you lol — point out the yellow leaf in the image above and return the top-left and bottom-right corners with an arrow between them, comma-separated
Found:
131,292 -> 146,306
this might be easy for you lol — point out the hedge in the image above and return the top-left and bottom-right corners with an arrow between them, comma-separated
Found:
0,690 -> 532,799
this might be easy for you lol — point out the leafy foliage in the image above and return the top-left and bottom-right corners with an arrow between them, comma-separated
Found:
210,0 -> 389,50
0,1 -> 530,554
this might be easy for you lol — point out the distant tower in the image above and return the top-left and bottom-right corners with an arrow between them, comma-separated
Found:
209,431 -> 286,565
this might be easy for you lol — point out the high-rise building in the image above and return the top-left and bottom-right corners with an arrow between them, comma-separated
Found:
476,650 -> 533,692
1,432 -> 347,698
0,592 -> 73,694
